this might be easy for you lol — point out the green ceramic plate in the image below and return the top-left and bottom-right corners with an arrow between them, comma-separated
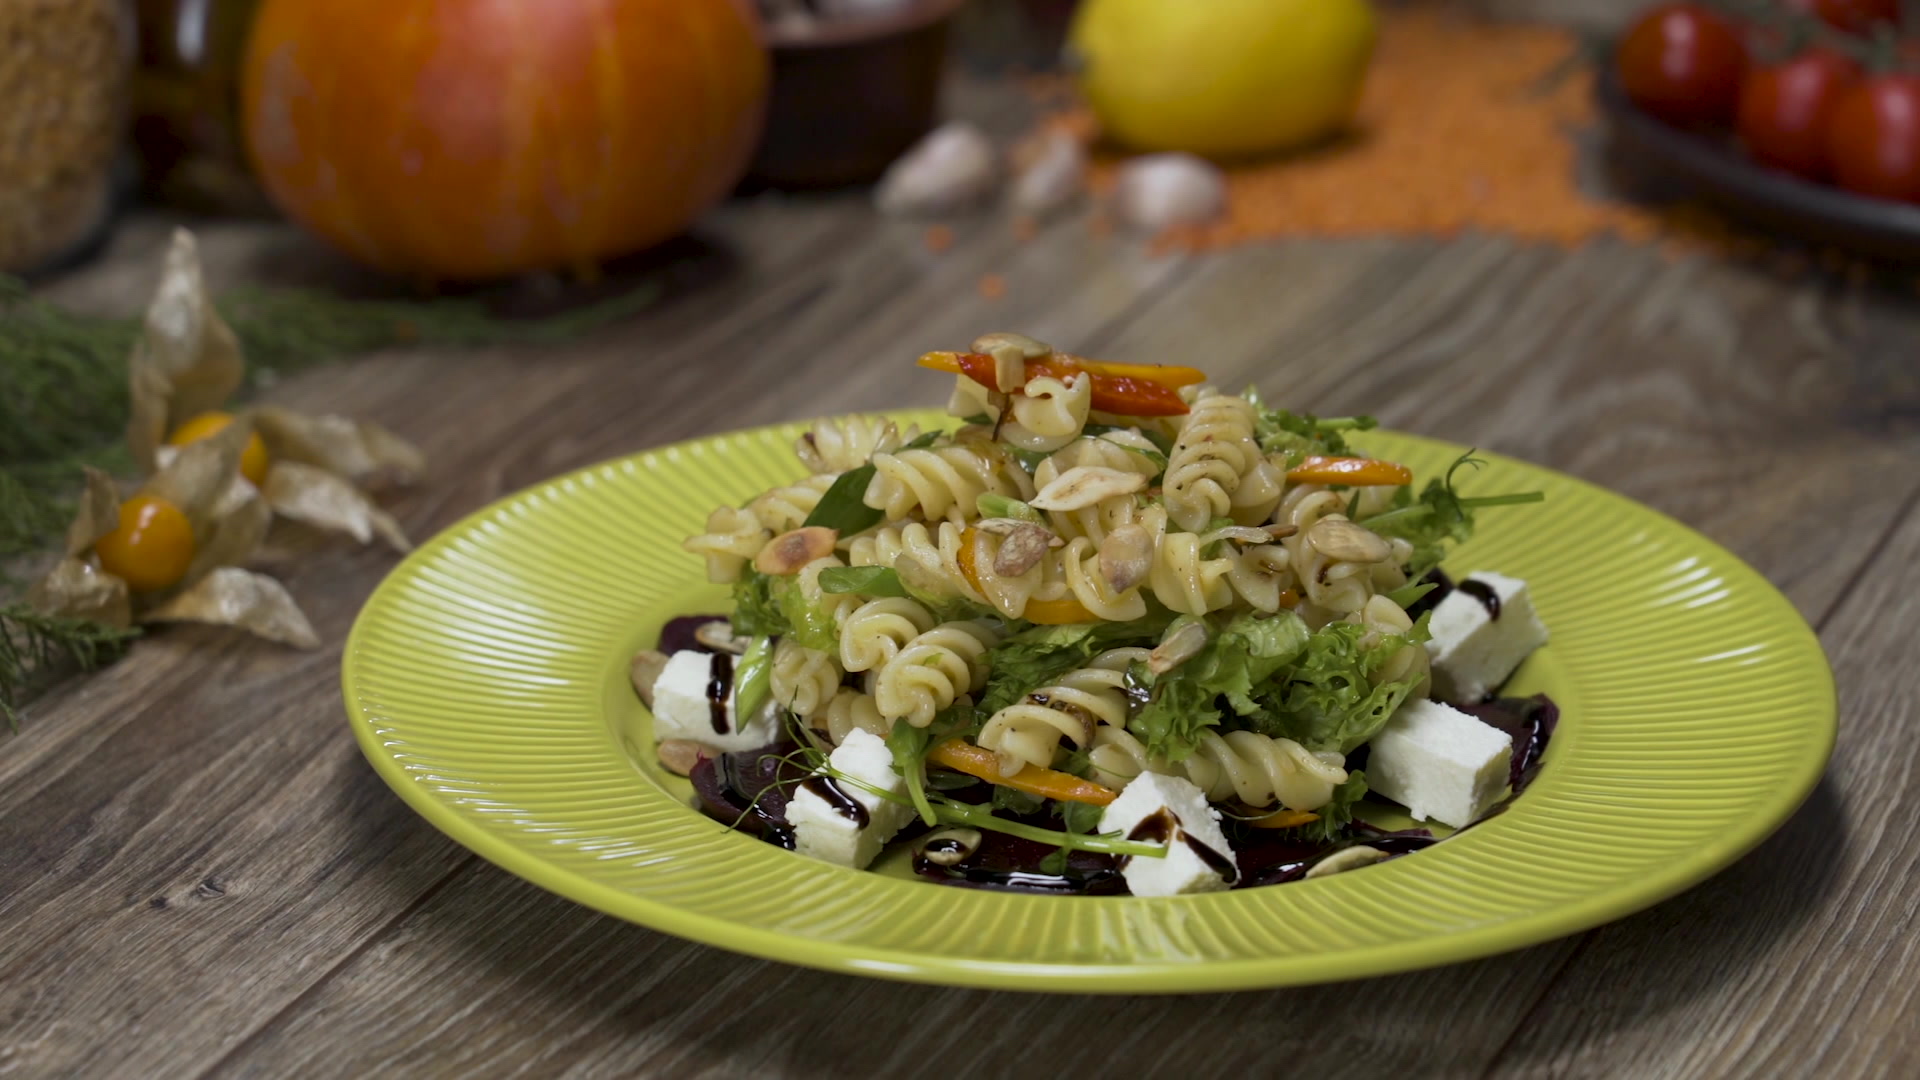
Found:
343,412 -> 1835,993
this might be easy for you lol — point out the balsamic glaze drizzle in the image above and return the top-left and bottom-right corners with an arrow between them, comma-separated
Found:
800,776 -> 869,828
705,652 -> 734,735
1458,578 -> 1502,620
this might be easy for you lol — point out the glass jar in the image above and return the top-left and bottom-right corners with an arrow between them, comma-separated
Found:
0,0 -> 136,275
131,0 -> 272,215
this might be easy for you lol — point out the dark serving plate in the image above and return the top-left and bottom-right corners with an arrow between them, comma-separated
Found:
1596,61 -> 1920,261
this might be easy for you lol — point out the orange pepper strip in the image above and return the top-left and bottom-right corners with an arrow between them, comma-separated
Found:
1286,455 -> 1415,487
928,740 -> 1118,806
956,527 -> 1096,625
1248,808 -> 1322,829
917,351 -> 1192,418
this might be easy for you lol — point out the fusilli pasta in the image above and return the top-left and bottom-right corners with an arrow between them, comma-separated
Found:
872,620 -> 1000,728
977,648 -> 1144,775
1089,726 -> 1350,811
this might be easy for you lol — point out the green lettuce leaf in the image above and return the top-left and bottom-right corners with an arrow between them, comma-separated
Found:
1301,771 -> 1367,844
775,575 -> 839,652
1244,617 -> 1430,754
817,566 -> 909,597
729,571 -> 787,638
976,610 -> 1176,714
1248,397 -> 1378,465
1360,452 -> 1545,578
1126,611 -> 1310,760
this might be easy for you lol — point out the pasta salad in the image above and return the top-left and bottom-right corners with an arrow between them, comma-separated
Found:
635,333 -> 1557,896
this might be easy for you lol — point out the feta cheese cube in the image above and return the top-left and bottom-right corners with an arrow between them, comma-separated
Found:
1098,771 -> 1238,897
1367,699 -> 1513,829
788,728 -> 914,869
648,649 -> 779,752
1425,571 -> 1549,704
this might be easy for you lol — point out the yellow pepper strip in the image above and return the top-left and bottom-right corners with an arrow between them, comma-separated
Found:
928,740 -> 1119,807
1285,455 -> 1414,487
1059,355 -> 1208,389
1248,808 -> 1321,829
955,526 -> 1097,625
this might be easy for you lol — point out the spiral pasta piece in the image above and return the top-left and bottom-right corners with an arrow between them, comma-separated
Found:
1005,373 -> 1092,452
1132,506 -> 1233,615
977,648 -> 1143,775
872,620 -> 1001,728
839,597 -> 935,673
845,520 -> 986,607
1349,593 -> 1432,699
1033,432 -> 1160,544
681,506 -> 767,584
820,686 -> 889,744
1276,485 -> 1407,626
864,442 -> 1034,524
1056,536 -> 1148,621
796,415 -> 911,474
770,638 -> 842,720
680,473 -> 841,584
1089,726 -> 1349,811
1163,388 -> 1274,531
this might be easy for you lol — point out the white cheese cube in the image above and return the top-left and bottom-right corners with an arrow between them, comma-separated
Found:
648,649 -> 780,753
1425,571 -> 1549,704
1367,699 -> 1513,829
1098,771 -> 1238,897
788,728 -> 913,869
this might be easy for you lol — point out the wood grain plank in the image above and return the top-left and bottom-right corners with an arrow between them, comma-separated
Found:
0,191 -> 935,1077
0,181 -> 1199,1078
198,232 -> 1915,1079
1485,492 -> 1920,1079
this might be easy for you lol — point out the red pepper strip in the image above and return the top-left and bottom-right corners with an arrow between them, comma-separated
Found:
1286,455 -> 1415,487
917,351 -> 1192,417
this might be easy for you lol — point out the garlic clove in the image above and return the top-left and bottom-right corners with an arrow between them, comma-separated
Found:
1010,130 -> 1087,218
1114,153 -> 1227,230
874,123 -> 1000,218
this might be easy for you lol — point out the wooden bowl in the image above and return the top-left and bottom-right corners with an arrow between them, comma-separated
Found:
1595,61 -> 1920,261
746,0 -> 968,189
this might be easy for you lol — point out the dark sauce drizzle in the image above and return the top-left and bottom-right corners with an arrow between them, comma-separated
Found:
800,776 -> 869,828
1457,578 -> 1502,620
705,652 -> 734,735
1121,810 -> 1240,885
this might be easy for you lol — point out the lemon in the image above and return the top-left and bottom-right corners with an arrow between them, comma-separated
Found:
1068,0 -> 1378,158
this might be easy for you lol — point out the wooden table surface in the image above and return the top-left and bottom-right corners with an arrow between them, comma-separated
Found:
6,21 -> 1920,1080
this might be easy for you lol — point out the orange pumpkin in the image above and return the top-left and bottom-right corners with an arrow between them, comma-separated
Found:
241,0 -> 768,280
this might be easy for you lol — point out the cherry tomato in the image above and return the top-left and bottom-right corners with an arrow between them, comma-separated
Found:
95,495 -> 196,592
167,410 -> 272,486
1617,3 -> 1750,127
1783,0 -> 1900,35
1828,75 -> 1920,203
1737,49 -> 1862,179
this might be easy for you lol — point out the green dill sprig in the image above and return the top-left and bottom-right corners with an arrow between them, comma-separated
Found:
1,605 -> 141,731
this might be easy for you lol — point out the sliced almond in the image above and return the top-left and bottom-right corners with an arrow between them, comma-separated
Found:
991,524 -> 1054,577
1149,620 -> 1211,675
1306,518 -> 1393,564
1304,845 -> 1389,879
970,332 -> 1051,358
1029,466 -> 1148,512
631,649 -> 670,707
656,739 -> 708,777
976,517 -> 1063,545
693,620 -> 750,654
1098,524 -> 1153,594
753,526 -> 839,575
989,344 -> 1027,394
